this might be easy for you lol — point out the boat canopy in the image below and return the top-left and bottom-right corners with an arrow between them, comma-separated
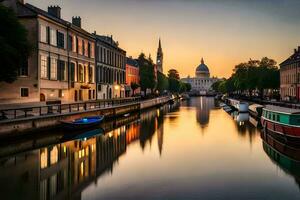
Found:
249,104 -> 264,110
264,105 -> 300,115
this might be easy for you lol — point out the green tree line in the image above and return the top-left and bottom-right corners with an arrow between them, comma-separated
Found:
212,57 -> 280,99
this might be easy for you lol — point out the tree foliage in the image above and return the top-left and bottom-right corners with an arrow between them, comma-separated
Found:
0,5 -> 31,83
157,71 -> 169,93
130,82 -> 139,96
137,53 -> 156,93
217,57 -> 280,98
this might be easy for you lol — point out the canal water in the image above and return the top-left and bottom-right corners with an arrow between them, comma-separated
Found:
1,97 -> 300,200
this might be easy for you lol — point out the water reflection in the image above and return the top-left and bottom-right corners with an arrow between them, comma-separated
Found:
2,98 -> 300,200
0,103 -> 179,200
261,132 -> 300,190
181,97 -> 215,128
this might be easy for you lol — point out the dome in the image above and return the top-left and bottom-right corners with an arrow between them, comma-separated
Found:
196,58 -> 210,78
196,58 -> 209,73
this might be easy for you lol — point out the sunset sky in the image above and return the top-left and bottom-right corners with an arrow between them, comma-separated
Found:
26,0 -> 300,78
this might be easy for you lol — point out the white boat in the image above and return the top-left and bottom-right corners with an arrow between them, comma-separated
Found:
227,98 -> 249,113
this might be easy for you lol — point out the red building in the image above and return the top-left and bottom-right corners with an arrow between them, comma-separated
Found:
125,57 -> 140,97
280,47 -> 300,102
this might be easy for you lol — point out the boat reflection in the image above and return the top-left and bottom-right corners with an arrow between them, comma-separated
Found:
0,105 -> 174,200
261,133 -> 300,189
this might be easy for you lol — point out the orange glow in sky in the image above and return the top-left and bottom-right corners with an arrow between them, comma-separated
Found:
27,0 -> 300,78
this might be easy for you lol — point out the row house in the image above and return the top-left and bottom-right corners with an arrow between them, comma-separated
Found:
0,1 -> 96,105
94,34 -> 126,99
280,46 -> 300,102
125,57 -> 140,97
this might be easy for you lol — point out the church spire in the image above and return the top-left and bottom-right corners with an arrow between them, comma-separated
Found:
158,38 -> 162,50
156,38 -> 163,73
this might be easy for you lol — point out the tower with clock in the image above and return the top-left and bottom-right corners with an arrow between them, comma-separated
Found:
156,38 -> 163,73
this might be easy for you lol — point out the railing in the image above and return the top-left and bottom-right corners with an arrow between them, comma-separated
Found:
0,97 -> 141,121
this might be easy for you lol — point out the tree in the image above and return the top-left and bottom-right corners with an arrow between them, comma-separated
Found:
0,5 -> 31,83
185,82 -> 192,92
130,82 -> 139,96
167,69 -> 180,80
168,78 -> 180,93
137,53 -> 156,94
157,71 -> 169,93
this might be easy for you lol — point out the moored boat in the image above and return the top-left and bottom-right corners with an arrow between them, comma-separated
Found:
249,104 -> 264,119
261,105 -> 300,140
61,115 -> 104,130
227,98 -> 249,112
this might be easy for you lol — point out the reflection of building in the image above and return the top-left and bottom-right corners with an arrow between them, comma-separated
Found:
0,106 -> 169,199
94,34 -> 126,99
181,58 -> 219,95
195,97 -> 215,127
280,47 -> 300,102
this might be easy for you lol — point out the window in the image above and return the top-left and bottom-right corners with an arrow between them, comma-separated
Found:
89,65 -> 94,83
73,35 -> 77,52
82,40 -> 85,55
93,90 -> 95,99
59,89 -> 63,98
41,55 -> 48,78
50,28 -> 57,46
88,90 -> 92,100
78,38 -> 83,55
57,31 -> 65,48
40,24 -> 47,43
19,60 -> 28,76
20,88 -> 29,97
58,60 -> 67,81
88,42 -> 91,57
50,57 -> 57,80
70,62 -> 75,82
79,65 -> 84,82
79,90 -> 83,101
90,43 -> 95,58
68,35 -> 72,50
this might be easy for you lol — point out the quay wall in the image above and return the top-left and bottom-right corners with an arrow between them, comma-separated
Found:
0,97 -> 170,137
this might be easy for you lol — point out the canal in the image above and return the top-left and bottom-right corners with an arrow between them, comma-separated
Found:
1,97 -> 300,200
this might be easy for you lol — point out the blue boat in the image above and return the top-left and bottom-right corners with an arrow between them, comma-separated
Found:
61,116 -> 104,130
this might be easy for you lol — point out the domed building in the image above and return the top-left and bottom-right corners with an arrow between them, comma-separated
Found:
181,58 -> 219,95
196,58 -> 210,78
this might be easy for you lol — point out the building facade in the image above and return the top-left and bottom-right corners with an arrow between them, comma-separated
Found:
125,57 -> 140,97
156,38 -> 163,73
67,17 -> 96,102
181,58 -> 218,95
280,47 -> 300,102
94,34 -> 126,99
0,1 -> 96,105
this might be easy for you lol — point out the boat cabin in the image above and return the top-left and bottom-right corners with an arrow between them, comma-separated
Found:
262,105 -> 300,126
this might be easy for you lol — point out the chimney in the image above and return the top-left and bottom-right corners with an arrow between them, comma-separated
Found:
295,49 -> 297,54
298,46 -> 300,52
72,16 -> 81,28
48,6 -> 61,19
